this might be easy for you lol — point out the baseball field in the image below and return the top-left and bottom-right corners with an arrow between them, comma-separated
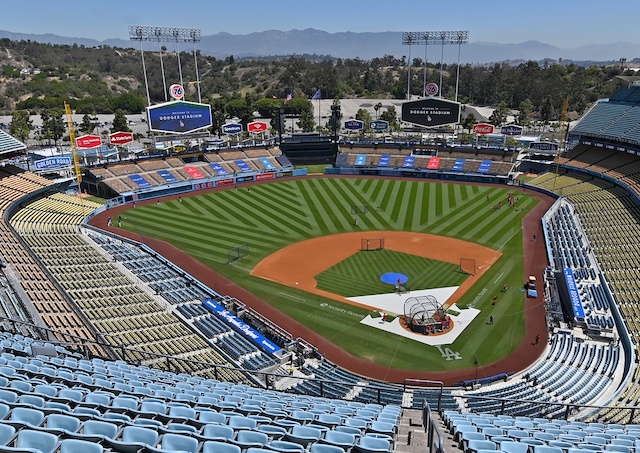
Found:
117,177 -> 541,374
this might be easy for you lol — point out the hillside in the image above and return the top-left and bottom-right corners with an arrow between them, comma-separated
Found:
0,38 -> 632,119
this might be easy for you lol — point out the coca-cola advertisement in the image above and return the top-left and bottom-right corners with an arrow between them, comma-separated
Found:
472,123 -> 494,135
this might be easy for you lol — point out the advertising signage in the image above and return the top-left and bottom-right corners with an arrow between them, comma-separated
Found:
472,123 -> 494,135
369,120 -> 389,131
344,120 -> 364,131
530,142 -> 559,152
76,135 -> 102,149
500,125 -> 523,136
401,98 -> 461,128
222,123 -> 242,135
202,299 -> 282,355
109,131 -> 133,146
34,157 -> 71,170
147,100 -> 212,134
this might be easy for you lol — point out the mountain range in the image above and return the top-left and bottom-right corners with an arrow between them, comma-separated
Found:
1,28 -> 639,64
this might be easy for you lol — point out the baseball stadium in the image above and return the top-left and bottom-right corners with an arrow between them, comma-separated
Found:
0,54 -> 640,453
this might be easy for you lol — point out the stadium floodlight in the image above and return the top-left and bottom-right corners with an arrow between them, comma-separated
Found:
402,30 -> 469,101
129,26 -> 203,103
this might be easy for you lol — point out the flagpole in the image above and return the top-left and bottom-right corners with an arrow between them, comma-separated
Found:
317,97 -> 320,131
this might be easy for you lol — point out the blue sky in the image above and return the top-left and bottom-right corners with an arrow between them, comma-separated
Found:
4,0 -> 638,47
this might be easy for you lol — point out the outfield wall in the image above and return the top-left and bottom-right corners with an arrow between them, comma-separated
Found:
324,166 -> 509,184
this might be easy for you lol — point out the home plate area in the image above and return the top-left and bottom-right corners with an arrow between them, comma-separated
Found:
350,287 -> 480,346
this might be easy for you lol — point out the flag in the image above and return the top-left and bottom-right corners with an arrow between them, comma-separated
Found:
284,93 -> 292,104
312,89 -> 321,100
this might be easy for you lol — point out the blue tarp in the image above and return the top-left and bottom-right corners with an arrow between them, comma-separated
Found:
258,157 -> 275,170
209,163 -> 229,176
235,159 -> 252,172
128,174 -> 151,188
452,158 -> 466,171
478,160 -> 492,173
402,156 -> 415,168
355,154 -> 367,166
157,170 -> 177,183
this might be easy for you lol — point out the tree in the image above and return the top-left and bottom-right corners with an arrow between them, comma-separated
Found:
225,98 -> 254,126
355,108 -> 372,128
461,113 -> 478,133
79,113 -> 99,134
9,110 -> 33,143
516,99 -> 534,127
297,102 -> 315,132
489,102 -> 509,126
40,108 -> 65,147
111,109 -> 130,133
379,106 -> 399,131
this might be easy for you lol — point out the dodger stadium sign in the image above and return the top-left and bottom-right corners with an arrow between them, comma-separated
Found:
401,98 -> 461,128
147,100 -> 212,134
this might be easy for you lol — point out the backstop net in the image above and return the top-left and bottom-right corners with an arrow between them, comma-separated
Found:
361,237 -> 385,251
459,257 -> 476,276
227,243 -> 250,264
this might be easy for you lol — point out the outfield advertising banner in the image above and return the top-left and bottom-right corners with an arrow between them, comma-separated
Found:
147,100 -> 212,134
34,157 -> 71,170
202,299 -> 282,355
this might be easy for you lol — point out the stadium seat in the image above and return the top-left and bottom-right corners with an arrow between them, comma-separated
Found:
284,425 -> 322,447
0,429 -> 59,453
310,444 -> 346,453
200,424 -> 235,442
105,426 -> 159,453
233,430 -> 269,449
353,436 -> 391,453
500,441 -> 529,453
319,430 -> 357,449
202,441 -> 241,453
255,424 -> 288,439
68,419 -> 120,442
268,440 -> 306,453
5,407 -> 45,428
60,439 -> 103,453
0,424 -> 15,446
144,433 -> 199,453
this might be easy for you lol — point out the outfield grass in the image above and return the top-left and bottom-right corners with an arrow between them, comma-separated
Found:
315,249 -> 466,297
121,177 -> 537,372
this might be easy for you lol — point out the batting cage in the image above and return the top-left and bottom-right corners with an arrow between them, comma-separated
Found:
403,295 -> 451,334
227,243 -> 250,264
459,257 -> 477,276
361,237 -> 385,251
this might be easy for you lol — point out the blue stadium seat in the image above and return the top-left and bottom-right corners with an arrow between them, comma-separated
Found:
60,439 -> 103,453
105,426 -> 159,453
144,433 -> 199,453
310,444 -> 346,453
202,441 -> 242,453
267,440 -> 305,453
233,430 -> 269,449
0,424 -> 15,446
0,429 -> 59,453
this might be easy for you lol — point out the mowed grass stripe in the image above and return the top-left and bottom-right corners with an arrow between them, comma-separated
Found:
295,179 -> 334,235
308,179 -> 354,232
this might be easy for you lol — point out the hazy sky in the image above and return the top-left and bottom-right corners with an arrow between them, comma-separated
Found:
4,0 -> 639,47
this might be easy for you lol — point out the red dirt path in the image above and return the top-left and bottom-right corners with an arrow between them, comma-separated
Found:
88,176 -> 554,385
251,231 -> 501,312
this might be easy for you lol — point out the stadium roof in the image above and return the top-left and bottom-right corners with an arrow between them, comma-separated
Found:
0,129 -> 26,155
